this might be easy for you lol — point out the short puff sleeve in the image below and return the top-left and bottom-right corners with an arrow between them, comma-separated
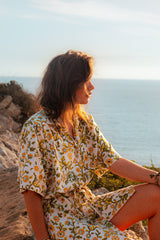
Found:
18,122 -> 47,197
90,117 -> 121,176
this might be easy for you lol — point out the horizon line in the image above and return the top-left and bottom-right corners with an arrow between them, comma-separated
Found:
0,75 -> 160,81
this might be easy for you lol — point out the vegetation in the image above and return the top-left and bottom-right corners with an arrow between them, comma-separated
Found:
0,80 -> 39,125
88,160 -> 160,191
88,170 -> 138,191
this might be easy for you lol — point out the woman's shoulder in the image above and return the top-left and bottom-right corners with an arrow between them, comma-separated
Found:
79,113 -> 98,129
87,113 -> 94,123
22,110 -> 48,129
86,113 -> 97,126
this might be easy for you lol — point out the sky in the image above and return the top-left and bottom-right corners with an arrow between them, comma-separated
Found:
0,0 -> 160,80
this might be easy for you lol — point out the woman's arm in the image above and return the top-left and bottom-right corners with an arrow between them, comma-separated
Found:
23,190 -> 50,240
110,157 -> 159,184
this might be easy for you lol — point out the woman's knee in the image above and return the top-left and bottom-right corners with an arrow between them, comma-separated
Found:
149,184 -> 160,204
135,183 -> 160,207
110,184 -> 160,230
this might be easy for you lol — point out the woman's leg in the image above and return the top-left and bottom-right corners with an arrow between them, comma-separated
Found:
110,183 -> 160,240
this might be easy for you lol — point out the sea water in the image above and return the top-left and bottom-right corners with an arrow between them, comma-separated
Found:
89,79 -> 160,167
1,77 -> 160,167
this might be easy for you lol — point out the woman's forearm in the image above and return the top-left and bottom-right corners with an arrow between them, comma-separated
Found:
110,157 -> 158,184
23,190 -> 50,240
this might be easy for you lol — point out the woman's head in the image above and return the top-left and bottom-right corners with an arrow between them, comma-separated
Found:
38,50 -> 94,119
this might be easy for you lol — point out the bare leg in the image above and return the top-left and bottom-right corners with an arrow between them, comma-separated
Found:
110,183 -> 160,240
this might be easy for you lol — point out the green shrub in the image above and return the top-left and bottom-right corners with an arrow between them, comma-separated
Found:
88,161 -> 160,191
0,80 -> 39,125
88,171 -> 138,191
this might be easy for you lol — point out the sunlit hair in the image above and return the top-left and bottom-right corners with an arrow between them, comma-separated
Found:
38,50 -> 94,121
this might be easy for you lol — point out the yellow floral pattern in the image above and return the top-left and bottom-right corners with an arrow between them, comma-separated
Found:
18,110 -> 135,240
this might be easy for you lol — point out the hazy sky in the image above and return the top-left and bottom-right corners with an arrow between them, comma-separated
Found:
1,0 -> 160,79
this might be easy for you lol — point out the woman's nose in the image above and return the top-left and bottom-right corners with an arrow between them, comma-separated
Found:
88,81 -> 95,90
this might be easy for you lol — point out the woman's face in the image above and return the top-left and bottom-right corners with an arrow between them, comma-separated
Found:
74,79 -> 95,104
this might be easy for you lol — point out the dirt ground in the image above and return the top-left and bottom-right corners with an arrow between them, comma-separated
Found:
0,167 -> 33,240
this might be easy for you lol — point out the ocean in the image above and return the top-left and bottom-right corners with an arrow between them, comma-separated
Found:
1,76 -> 160,167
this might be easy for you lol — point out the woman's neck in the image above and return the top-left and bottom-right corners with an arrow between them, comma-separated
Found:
58,112 -> 74,138
59,108 -> 74,124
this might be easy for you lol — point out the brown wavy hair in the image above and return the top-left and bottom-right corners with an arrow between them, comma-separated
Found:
38,50 -> 94,120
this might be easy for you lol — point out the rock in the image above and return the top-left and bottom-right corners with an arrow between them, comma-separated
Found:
0,167 -> 33,240
129,222 -> 149,240
6,102 -> 21,118
12,119 -> 22,132
0,90 -> 36,238
0,95 -> 22,132
0,113 -> 12,132
0,95 -> 12,110
0,130 -> 19,169
124,229 -> 143,240
0,113 -> 21,133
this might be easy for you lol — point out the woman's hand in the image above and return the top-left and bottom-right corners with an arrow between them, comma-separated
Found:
150,172 -> 160,187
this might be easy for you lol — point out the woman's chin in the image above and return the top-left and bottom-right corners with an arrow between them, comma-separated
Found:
76,96 -> 90,105
83,98 -> 90,104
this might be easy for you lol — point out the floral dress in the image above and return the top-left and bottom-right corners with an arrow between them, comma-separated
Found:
18,110 -> 136,240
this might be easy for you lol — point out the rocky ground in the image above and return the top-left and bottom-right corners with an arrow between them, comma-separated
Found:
0,167 -> 33,240
0,95 -> 34,239
0,95 -> 149,240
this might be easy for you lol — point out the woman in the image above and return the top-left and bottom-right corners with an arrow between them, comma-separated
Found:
18,50 -> 160,240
